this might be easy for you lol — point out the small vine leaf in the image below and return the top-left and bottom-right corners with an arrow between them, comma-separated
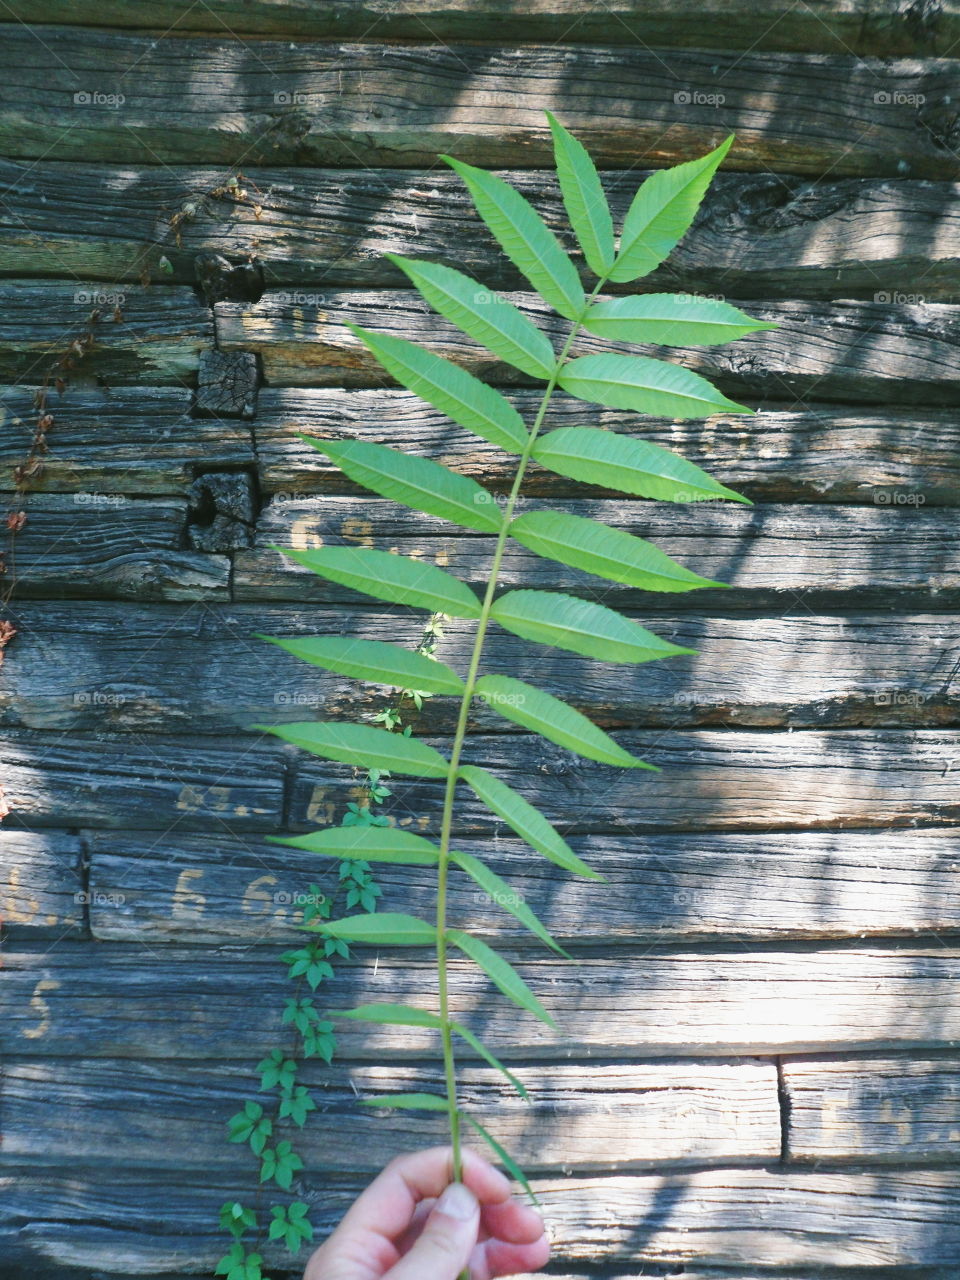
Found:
441,154 -> 586,321
462,1114 -> 541,1206
584,293 -> 778,347
473,674 -> 655,770
251,721 -> 450,777
267,826 -> 440,865
557,352 -> 752,418
509,509 -> 723,592
452,1022 -> 530,1101
318,912 -> 437,945
458,764 -> 603,880
490,589 -> 694,665
359,1093 -> 449,1111
546,111 -> 614,277
345,324 -> 528,453
274,544 -> 483,617
447,928 -> 557,1029
256,634 -> 465,696
386,255 -> 556,380
450,848 -> 569,956
330,1002 -> 444,1028
303,436 -> 504,534
611,135 -> 734,283
532,428 -> 750,505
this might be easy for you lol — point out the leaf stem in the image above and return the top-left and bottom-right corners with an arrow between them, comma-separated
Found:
433,276 -> 608,1194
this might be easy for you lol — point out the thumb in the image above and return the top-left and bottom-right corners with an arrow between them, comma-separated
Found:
385,1181 -> 480,1280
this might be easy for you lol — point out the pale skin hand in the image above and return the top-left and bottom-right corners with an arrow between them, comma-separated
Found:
302,1146 -> 551,1280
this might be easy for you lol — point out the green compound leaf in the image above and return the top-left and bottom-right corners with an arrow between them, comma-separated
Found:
330,1002 -> 443,1028
532,427 -> 751,505
275,545 -> 483,618
345,324 -> 528,453
360,1093 -> 449,1111
452,1023 -> 530,1102
491,589 -> 693,665
387,255 -> 556,380
450,848 -> 569,956
442,154 -> 586,322
267,825 -> 440,866
304,436 -> 504,534
448,928 -> 557,1029
318,912 -> 437,946
584,293 -> 777,346
257,634 -> 465,696
463,1113 -> 540,1206
458,764 -> 602,881
252,721 -> 450,777
557,352 -> 752,418
546,111 -> 615,277
611,135 -> 734,283
509,509 -> 722,593
473,674 -> 655,770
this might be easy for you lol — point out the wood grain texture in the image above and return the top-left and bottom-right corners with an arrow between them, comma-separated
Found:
4,159 -> 960,301
1,32 -> 958,176
217,291 -> 960,404
84,827 -> 960,944
0,1057 -> 779,1171
3,602 -> 958,732
784,1053 -> 960,1162
0,830 -> 84,940
256,388 -> 960,505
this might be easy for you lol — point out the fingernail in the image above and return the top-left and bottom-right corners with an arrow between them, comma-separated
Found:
436,1182 -> 478,1221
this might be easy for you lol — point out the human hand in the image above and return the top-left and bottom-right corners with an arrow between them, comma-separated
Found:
302,1145 -> 551,1280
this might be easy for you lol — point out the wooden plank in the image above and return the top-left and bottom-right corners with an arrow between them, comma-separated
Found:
85,827 -> 960,945
0,1057 -> 779,1171
0,32 -> 956,177
0,385 -> 254,494
0,831 -> 84,940
3,602 -> 959,733
290,727 -> 960,835
4,159 -> 960,301
4,940 -> 960,1059
783,1053 -> 960,1163
0,732 -> 285,831
234,497 -> 960,611
217,292 -> 960,404
0,282 -> 211,386
5,0 -> 959,52
256,388 -> 960,505
1,495 -> 230,600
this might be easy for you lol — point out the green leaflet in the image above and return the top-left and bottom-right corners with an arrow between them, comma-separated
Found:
584,293 -> 777,347
442,154 -> 586,322
304,436 -> 503,534
473,674 -> 654,770
387,254 -> 556,380
611,135 -> 734,283
266,826 -> 440,866
458,764 -> 602,880
532,427 -> 750,505
275,545 -> 483,618
546,111 -> 615,277
509,509 -> 722,592
345,323 -> 528,453
330,1003 -> 443,1028
462,1114 -> 540,1205
558,352 -> 752,418
452,1023 -> 530,1101
491,589 -> 693,665
256,634 -> 465,696
252,721 -> 450,778
450,848 -> 568,956
448,928 -> 557,1029
359,1093 -> 449,1111
318,912 -> 437,945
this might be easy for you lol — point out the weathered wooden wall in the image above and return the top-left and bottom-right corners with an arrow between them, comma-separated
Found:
1,3 -> 959,1276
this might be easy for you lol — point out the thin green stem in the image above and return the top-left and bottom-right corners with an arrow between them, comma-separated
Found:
433,277 -> 608,1199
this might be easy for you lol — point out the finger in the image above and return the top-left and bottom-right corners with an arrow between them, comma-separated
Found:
470,1231 -> 552,1280
384,1181 -> 480,1280
480,1195 -> 545,1245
